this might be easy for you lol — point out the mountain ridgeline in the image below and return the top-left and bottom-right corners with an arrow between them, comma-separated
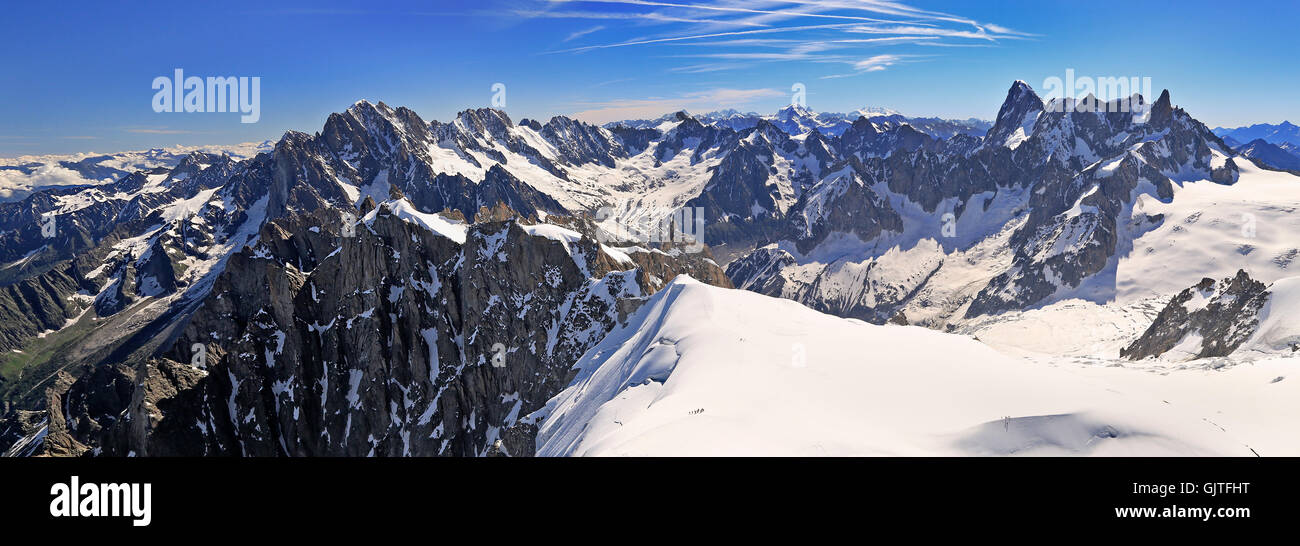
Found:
0,80 -> 1270,456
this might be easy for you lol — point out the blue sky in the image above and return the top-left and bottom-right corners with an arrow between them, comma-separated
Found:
3,0 -> 1297,156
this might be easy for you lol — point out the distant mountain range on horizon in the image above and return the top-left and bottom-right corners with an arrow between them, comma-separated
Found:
606,103 -> 993,140
1214,120 -> 1300,146
3,78 -> 1300,458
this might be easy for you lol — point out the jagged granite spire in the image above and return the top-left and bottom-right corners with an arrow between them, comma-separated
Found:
986,80 -> 1045,148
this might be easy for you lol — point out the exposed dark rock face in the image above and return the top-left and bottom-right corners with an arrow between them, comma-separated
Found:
274,101 -> 573,222
604,126 -> 661,156
959,89 -> 1236,317
787,168 -> 903,255
966,155 -> 1173,317
726,239 -> 942,325
687,140 -> 788,252
726,246 -> 797,296
624,246 -> 733,292
0,263 -> 89,351
0,408 -> 46,457
726,82 -> 1240,324
1234,138 -> 1300,171
0,82 -> 1264,456
0,95 -> 745,458
20,365 -> 133,457
985,80 -> 1045,148
1121,270 -> 1270,360
683,118 -> 937,258
38,201 -> 730,457
840,119 -> 938,160
653,112 -> 739,165
0,184 -> 126,281
538,116 -> 627,168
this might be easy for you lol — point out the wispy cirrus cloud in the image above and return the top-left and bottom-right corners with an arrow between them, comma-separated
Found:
514,9 -> 768,27
522,0 -> 1037,79
854,54 -> 904,72
547,22 -> 861,54
820,53 -> 932,79
844,24 -> 1015,41
771,0 -> 1037,35
547,0 -> 903,24
564,25 -> 606,42
668,62 -> 754,74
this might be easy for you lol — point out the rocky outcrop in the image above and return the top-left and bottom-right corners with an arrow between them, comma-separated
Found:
0,262 -> 89,351
1121,270 -> 1270,360
726,81 -> 1242,325
1235,138 -> 1300,171
725,246 -> 797,295
49,200 -> 731,457
788,168 -> 903,255
40,365 -> 133,456
840,119 -> 938,160
0,94 -> 746,457
538,116 -> 627,168
654,112 -> 738,165
0,408 -> 46,457
623,246 -> 733,292
0,82 -> 1266,456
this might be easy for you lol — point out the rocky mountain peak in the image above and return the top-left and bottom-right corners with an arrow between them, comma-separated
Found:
1142,88 -> 1173,126
1006,80 -> 1041,106
749,118 -> 789,143
342,99 -> 405,129
541,114 -> 582,133
455,108 -> 514,138
848,115 -> 880,135
1121,270 -> 1270,360
776,103 -> 814,119
359,195 -> 377,216
986,80 -> 1045,146
1235,138 -> 1300,171
0,81 -> 1291,458
11,193 -> 733,456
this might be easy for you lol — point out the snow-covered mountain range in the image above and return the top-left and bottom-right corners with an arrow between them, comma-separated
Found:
1215,120 -> 1300,147
2,80 -> 1298,457
1232,138 -> 1300,171
0,142 -> 273,203
611,104 -> 991,140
